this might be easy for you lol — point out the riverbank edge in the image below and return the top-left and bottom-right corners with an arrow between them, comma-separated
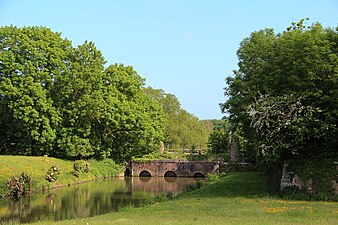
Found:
0,174 -> 125,200
27,171 -> 338,225
0,156 -> 125,199
34,174 -> 125,194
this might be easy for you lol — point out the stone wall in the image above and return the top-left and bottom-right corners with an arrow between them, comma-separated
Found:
280,161 -> 338,194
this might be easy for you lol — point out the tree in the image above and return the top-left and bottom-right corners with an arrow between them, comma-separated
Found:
0,26 -> 70,155
101,65 -> 166,161
221,19 -> 338,162
53,41 -> 107,158
247,94 -> 322,161
145,87 -> 209,151
55,60 -> 167,160
207,119 -> 230,156
0,26 -> 167,161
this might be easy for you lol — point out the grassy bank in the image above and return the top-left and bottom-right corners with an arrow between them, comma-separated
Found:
28,172 -> 338,225
0,156 -> 124,197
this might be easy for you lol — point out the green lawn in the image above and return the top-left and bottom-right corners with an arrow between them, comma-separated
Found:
28,172 -> 338,225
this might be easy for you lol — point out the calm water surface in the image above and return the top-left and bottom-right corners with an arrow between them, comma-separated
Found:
0,177 -> 203,223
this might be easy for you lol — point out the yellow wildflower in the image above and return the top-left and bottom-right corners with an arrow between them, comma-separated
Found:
264,207 -> 288,213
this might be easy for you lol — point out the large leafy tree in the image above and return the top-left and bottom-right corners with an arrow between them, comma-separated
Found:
0,26 -> 70,155
103,65 -> 166,161
247,94 -> 322,161
53,41 -> 107,158
222,19 -> 338,161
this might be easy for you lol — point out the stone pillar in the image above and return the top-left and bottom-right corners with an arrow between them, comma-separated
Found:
159,141 -> 165,154
229,136 -> 239,163
280,161 -> 293,189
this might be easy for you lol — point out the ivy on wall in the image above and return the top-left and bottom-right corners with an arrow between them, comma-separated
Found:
288,159 -> 337,193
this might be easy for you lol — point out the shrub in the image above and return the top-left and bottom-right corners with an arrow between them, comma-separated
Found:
0,218 -> 20,225
207,172 -> 227,183
74,160 -> 90,173
45,166 -> 60,182
6,173 -> 32,199
88,158 -> 123,178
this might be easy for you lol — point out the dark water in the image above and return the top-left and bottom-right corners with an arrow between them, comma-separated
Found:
0,177 -> 202,223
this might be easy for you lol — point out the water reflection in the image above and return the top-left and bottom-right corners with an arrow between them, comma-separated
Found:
0,177 -> 203,223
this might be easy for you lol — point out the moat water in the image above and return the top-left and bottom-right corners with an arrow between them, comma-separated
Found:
0,177 -> 203,223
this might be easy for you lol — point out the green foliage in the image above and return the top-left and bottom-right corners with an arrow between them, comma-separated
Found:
145,87 -> 209,152
133,150 -> 211,162
207,119 -> 254,162
0,26 -> 166,161
45,166 -> 60,182
102,65 -> 166,161
73,160 -> 90,173
72,160 -> 90,177
248,94 -> 322,161
206,172 -> 228,183
288,159 -> 337,193
219,163 -> 256,173
88,158 -> 124,178
207,119 -> 230,155
6,172 -> 32,199
132,151 -> 175,162
186,153 -> 209,161
0,26 -> 65,155
221,19 -> 338,162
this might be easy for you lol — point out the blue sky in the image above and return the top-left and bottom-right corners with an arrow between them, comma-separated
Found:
0,0 -> 337,119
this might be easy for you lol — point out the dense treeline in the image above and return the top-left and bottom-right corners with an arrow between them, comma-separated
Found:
0,26 -> 167,161
0,26 -> 210,162
219,19 -> 338,163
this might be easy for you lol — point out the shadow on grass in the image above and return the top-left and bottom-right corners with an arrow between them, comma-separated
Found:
182,172 -> 268,198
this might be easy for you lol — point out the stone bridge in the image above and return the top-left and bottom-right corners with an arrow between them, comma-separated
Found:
125,160 -> 220,178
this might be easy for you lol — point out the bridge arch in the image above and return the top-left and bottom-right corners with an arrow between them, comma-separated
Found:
164,170 -> 177,177
193,172 -> 205,178
139,170 -> 151,177
129,160 -> 219,177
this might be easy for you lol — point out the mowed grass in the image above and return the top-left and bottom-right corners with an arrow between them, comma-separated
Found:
0,156 -> 123,196
30,172 -> 338,225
